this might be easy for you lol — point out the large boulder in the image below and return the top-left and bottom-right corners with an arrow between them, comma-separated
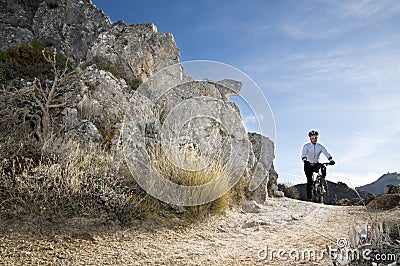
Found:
246,132 -> 275,203
66,65 -> 132,146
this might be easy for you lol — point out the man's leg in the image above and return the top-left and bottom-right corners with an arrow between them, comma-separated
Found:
304,164 -> 314,200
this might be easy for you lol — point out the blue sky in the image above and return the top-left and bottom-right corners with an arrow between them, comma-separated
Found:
92,0 -> 400,187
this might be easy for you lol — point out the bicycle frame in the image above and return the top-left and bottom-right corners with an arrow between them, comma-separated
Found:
311,163 -> 330,204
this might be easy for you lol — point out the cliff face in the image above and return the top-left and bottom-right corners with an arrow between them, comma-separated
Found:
0,0 -> 111,60
0,0 -> 275,204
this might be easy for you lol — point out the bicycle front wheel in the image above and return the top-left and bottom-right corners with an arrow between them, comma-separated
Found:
320,178 -> 329,204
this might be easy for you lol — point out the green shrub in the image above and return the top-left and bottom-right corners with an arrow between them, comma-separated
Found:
129,78 -> 141,91
0,40 -> 70,83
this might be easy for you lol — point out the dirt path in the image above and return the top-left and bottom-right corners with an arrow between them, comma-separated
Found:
1,197 -> 398,265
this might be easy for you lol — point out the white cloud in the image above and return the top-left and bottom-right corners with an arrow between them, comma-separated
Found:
276,1 -> 400,40
337,0 -> 400,19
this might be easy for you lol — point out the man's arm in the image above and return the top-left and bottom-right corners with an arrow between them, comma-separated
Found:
320,144 -> 333,161
301,144 -> 308,162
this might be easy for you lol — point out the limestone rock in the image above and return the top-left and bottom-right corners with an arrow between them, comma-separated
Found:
87,22 -> 180,84
0,0 -> 277,208
62,107 -> 102,143
72,66 -> 131,143
0,0 -> 38,50
0,24 -> 34,50
0,0 -> 111,60
274,191 -> 284,197
246,132 -> 275,203
242,200 -> 263,213
32,0 -> 111,61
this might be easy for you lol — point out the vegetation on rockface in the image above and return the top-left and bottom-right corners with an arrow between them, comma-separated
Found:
0,43 -> 75,161
0,40 -> 70,84
129,78 -> 141,91
0,42 -> 152,224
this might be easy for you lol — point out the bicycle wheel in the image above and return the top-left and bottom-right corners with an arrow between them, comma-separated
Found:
320,178 -> 329,204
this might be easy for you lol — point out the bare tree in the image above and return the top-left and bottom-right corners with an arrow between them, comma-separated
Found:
0,49 -> 74,155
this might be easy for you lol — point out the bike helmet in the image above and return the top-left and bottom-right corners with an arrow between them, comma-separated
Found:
308,130 -> 319,137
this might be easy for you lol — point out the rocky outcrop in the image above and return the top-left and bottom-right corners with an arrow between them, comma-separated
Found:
247,133 -> 275,202
64,66 -> 132,144
0,0 -> 111,61
0,0 -> 37,49
87,22 -> 180,84
32,0 -> 111,61
0,0 -> 276,205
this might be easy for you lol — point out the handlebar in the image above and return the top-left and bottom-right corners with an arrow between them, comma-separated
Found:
309,162 -> 332,166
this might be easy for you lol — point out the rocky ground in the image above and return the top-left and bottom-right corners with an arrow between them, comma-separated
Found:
1,197 -> 399,265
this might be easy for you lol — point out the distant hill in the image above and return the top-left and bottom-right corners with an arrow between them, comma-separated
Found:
356,172 -> 400,195
292,181 -> 359,204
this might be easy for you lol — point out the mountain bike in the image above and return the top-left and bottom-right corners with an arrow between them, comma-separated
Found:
311,162 -> 331,204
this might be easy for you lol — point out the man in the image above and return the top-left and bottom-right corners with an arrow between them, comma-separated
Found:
301,130 -> 335,201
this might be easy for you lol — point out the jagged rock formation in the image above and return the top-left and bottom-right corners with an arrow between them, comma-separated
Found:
0,0 -> 276,204
247,133 -> 275,201
0,0 -> 111,60
87,22 -> 180,84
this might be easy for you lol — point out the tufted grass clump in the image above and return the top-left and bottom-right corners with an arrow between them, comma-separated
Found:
150,148 -> 237,218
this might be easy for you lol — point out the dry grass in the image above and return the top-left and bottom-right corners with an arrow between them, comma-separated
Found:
149,147 -> 243,218
0,138 -> 149,224
0,136 -> 247,225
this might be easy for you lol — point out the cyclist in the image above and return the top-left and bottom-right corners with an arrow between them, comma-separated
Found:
301,130 -> 335,201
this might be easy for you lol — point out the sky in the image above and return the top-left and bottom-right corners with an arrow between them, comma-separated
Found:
92,0 -> 400,187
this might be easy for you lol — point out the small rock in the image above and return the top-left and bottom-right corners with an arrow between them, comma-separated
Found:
242,200 -> 263,213
242,221 -> 259,229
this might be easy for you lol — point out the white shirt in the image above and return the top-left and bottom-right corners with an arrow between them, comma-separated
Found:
301,142 -> 332,163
